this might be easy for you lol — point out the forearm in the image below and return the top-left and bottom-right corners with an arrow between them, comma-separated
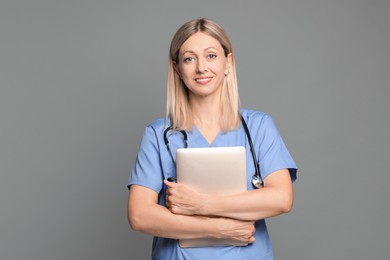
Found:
198,169 -> 294,221
129,200 -> 218,240
128,185 -> 255,242
202,186 -> 293,221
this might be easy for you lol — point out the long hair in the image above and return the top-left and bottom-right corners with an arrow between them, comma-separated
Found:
166,18 -> 240,131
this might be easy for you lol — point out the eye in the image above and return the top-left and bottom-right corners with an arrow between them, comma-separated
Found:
183,57 -> 195,63
207,54 -> 217,59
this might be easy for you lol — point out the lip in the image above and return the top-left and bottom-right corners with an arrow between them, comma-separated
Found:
194,77 -> 213,84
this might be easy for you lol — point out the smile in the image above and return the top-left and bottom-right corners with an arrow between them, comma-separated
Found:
195,77 -> 212,83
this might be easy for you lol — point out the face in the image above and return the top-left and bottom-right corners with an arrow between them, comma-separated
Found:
176,32 -> 232,100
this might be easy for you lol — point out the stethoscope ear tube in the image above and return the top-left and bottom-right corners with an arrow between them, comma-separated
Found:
240,115 -> 264,188
164,126 -> 176,165
164,126 -> 188,165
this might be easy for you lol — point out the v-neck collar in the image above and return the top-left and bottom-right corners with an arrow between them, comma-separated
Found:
190,125 -> 222,147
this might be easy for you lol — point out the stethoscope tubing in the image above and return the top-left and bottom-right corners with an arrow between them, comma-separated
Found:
163,114 -> 264,188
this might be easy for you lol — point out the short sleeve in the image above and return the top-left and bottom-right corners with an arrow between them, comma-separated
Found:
127,126 -> 164,192
257,115 -> 297,182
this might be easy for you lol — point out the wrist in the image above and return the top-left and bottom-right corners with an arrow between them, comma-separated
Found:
205,216 -> 222,239
197,193 -> 212,216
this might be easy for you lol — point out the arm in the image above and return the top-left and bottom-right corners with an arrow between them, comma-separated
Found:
128,184 -> 256,243
165,168 -> 293,221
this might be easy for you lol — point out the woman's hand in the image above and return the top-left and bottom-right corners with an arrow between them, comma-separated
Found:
164,180 -> 207,216
212,217 -> 256,244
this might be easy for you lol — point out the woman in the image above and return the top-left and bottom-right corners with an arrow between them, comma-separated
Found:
127,18 -> 297,260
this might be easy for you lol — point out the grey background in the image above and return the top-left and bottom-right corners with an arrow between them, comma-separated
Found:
1,0 -> 389,259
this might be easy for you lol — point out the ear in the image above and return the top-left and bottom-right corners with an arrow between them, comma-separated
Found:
225,53 -> 233,75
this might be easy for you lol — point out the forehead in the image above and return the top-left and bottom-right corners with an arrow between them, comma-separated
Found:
180,32 -> 223,53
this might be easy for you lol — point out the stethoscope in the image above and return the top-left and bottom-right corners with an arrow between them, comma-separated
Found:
163,114 -> 264,188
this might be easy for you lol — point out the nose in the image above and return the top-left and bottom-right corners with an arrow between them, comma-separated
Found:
196,58 -> 207,73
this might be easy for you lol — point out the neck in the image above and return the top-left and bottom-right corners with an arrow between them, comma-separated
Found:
189,97 -> 222,144
190,97 -> 221,127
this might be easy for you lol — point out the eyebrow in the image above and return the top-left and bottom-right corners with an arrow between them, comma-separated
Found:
181,47 -> 218,55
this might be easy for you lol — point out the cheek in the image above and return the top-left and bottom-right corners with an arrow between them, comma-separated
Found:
178,69 -> 192,87
212,60 -> 227,73
179,66 -> 194,81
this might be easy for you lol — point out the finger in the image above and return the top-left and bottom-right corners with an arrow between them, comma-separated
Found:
163,179 -> 174,187
164,180 -> 180,190
165,196 -> 172,208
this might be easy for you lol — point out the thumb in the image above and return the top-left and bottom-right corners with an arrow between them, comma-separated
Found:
163,179 -> 176,188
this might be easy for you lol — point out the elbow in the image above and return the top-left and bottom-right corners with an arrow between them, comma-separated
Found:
280,193 -> 294,214
281,198 -> 293,213
128,215 -> 139,231
275,189 -> 293,214
128,210 -> 144,232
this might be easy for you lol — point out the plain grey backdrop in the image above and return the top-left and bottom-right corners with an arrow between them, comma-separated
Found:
1,0 -> 389,259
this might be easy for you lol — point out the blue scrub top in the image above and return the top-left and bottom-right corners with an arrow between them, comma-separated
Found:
128,109 -> 298,260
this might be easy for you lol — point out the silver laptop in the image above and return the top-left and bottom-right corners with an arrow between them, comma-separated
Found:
176,146 -> 248,248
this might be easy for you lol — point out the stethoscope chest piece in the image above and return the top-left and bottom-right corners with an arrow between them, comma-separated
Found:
252,174 -> 264,189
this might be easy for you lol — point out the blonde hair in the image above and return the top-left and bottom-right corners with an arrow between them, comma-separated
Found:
166,18 -> 241,131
